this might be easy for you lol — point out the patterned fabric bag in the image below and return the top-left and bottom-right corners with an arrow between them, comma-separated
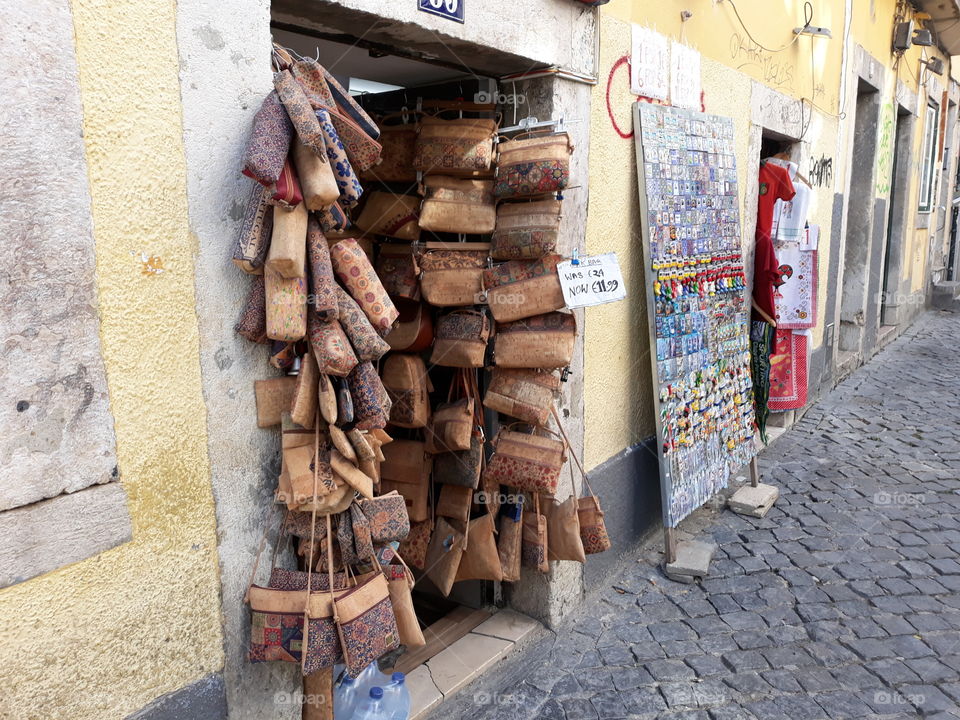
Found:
336,287 -> 390,362
330,239 -> 399,335
376,244 -> 420,301
306,216 -> 339,321
316,108 -> 363,208
267,203 -> 308,279
290,58 -> 336,110
455,513 -> 504,582
521,495 -> 549,573
242,90 -> 294,186
385,559 -> 425,647
380,440 -> 432,523
361,116 -> 417,183
354,192 -> 421,242
430,309 -> 490,368
424,517 -> 465,597
358,491 -> 410,542
236,275 -> 269,344
577,495 -> 611,555
275,69 -> 325,153
494,133 -> 572,199
493,312 -> 576,369
321,65 -> 381,141
497,500 -> 523,582
347,361 -> 392,431
418,177 -> 496,235
233,182 -> 274,274
414,116 -> 498,175
399,519 -> 432,570
265,267 -> 308,342
293,138 -> 339,212
268,157 -> 304,208
417,244 -> 489,307
318,201 -> 349,233
328,108 -> 383,175
483,254 -> 565,323
492,199 -> 562,260
334,572 -> 399,678
381,353 -> 431,429
308,310 -> 359,378
483,427 -> 566,496
483,369 -> 561,426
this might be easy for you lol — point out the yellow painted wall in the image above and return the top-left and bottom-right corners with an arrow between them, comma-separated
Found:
0,0 -> 225,716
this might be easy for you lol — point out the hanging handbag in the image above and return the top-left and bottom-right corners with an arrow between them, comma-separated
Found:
307,310 -> 359,378
329,558 -> 399,678
268,157 -> 304,208
483,254 -> 565,323
430,309 -> 490,368
330,239 -> 399,335
545,493 -> 586,564
303,668 -> 334,720
483,368 -> 561,426
346,361 -> 392,431
424,516 -> 465,597
491,199 -> 562,260
417,243 -> 489,307
291,351 -> 319,429
522,495 -> 550,573
399,518 -> 433,570
376,244 -> 420,302
242,90 -> 294,187
494,132 -> 572,199
254,376 -> 297,428
306,216 -> 339,321
267,202 -> 309,279
385,557 -> 426,647
361,114 -> 418,183
418,176 -> 496,235
455,512 -> 503,582
358,491 -> 410,542
233,182 -> 274,274
414,116 -> 498,175
315,108 -> 363,208
318,201 -> 349,233
493,312 -> 576,369
381,353 -> 432,429
236,274 -> 269,344
290,58 -> 336,110
293,138 -> 339,211
265,266 -> 308,341
353,192 -> 421,241
426,397 -> 473,453
497,500 -> 523,582
379,440 -> 432,523
321,67 -> 381,140
433,370 -> 484,487
436,484 -> 473,523
483,425 -> 566,495
275,69 -> 326,153
387,301 -> 434,353
318,374 -> 338,425
335,287 -> 391,362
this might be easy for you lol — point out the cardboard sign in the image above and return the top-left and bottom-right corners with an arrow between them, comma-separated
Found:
558,253 -> 627,308
631,25 -> 670,100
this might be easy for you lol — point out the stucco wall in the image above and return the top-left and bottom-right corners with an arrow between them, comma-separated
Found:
0,0 -> 226,715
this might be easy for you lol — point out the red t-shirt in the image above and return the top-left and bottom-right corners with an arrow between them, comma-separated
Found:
752,162 -> 795,325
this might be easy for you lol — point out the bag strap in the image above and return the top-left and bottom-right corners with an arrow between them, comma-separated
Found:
243,502 -> 281,604
302,409 -> 325,675
550,404 -> 597,498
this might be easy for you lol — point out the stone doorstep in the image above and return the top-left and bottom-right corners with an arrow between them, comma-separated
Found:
409,610 -> 542,719
728,483 -> 780,518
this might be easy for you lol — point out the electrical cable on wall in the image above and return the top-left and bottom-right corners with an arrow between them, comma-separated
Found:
723,0 -> 813,54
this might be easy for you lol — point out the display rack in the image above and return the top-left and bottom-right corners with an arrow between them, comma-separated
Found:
632,102 -> 758,563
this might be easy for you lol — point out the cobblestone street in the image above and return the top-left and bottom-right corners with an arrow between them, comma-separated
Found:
437,310 -> 960,720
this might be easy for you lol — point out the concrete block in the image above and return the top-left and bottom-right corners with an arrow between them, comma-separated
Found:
471,609 -> 541,643
425,633 -> 512,696
407,665 -> 443,720
665,540 -> 718,580
728,483 -> 780,518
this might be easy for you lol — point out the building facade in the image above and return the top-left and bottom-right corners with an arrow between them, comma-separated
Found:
1,0 -> 957,718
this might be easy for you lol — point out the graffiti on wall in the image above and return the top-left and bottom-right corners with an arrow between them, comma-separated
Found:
729,33 -> 795,93
875,103 -> 895,196
808,155 -> 834,188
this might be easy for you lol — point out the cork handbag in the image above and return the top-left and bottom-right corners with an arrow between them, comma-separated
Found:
436,484 -> 473,523
361,114 -> 418,184
354,192 -> 421,242
430,309 -> 491,368
385,558 -> 425,647
483,368 -> 561,426
491,199 -> 562,260
545,492 -> 586,564
493,312 -> 576,369
521,494 -> 549,573
379,440 -> 433,523
417,243 -> 490,307
418,176 -> 496,235
265,267 -> 307,343
483,254 -> 565,323
414,115 -> 498,175
483,425 -> 566,496
494,132 -> 572,199
293,138 -> 339,212
424,516 -> 465,597
233,182 -> 274,274
455,512 -> 504,582
399,518 -> 433,570
381,353 -> 431,429
330,239 -> 399,335
376,244 -> 420,302
358,491 -> 410,543
497,500 -> 523,582
254,376 -> 297,428
267,202 -> 308,279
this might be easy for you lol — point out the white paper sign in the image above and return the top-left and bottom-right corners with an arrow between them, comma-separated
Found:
631,25 -> 670,100
558,253 -> 627,308
670,42 -> 701,110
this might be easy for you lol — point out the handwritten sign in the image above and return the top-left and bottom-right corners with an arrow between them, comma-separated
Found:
558,253 -> 627,308
670,42 -> 701,110
631,25 -> 670,100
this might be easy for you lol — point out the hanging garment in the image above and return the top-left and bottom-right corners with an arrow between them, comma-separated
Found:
750,319 -> 775,444
752,162 -> 795,326
773,246 -> 818,330
769,329 -> 809,411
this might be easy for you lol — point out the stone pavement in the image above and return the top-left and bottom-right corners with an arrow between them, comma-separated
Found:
434,310 -> 960,720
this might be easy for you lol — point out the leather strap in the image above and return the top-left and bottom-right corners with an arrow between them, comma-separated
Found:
550,404 -> 596,498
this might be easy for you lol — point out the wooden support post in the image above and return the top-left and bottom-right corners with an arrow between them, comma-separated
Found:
664,526 -> 678,564
750,457 -> 760,488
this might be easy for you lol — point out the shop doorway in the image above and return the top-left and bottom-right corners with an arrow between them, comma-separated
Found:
881,106 -> 914,326
936,100 -> 957,281
838,80 -> 881,356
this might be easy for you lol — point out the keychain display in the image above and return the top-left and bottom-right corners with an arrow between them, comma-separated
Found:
637,104 -> 756,527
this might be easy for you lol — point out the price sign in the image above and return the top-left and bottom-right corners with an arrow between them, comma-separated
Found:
557,253 -> 627,309
418,0 -> 464,23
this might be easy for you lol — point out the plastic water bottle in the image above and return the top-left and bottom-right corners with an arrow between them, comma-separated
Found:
355,661 -> 391,698
333,673 -> 360,719
381,672 -> 411,720
354,687 -> 389,720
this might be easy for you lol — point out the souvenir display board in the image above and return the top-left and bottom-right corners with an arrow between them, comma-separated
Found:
632,103 -> 756,529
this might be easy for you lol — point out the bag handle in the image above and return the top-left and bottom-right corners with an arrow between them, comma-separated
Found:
549,404 -> 596,498
497,128 -> 573,149
378,110 -> 424,126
